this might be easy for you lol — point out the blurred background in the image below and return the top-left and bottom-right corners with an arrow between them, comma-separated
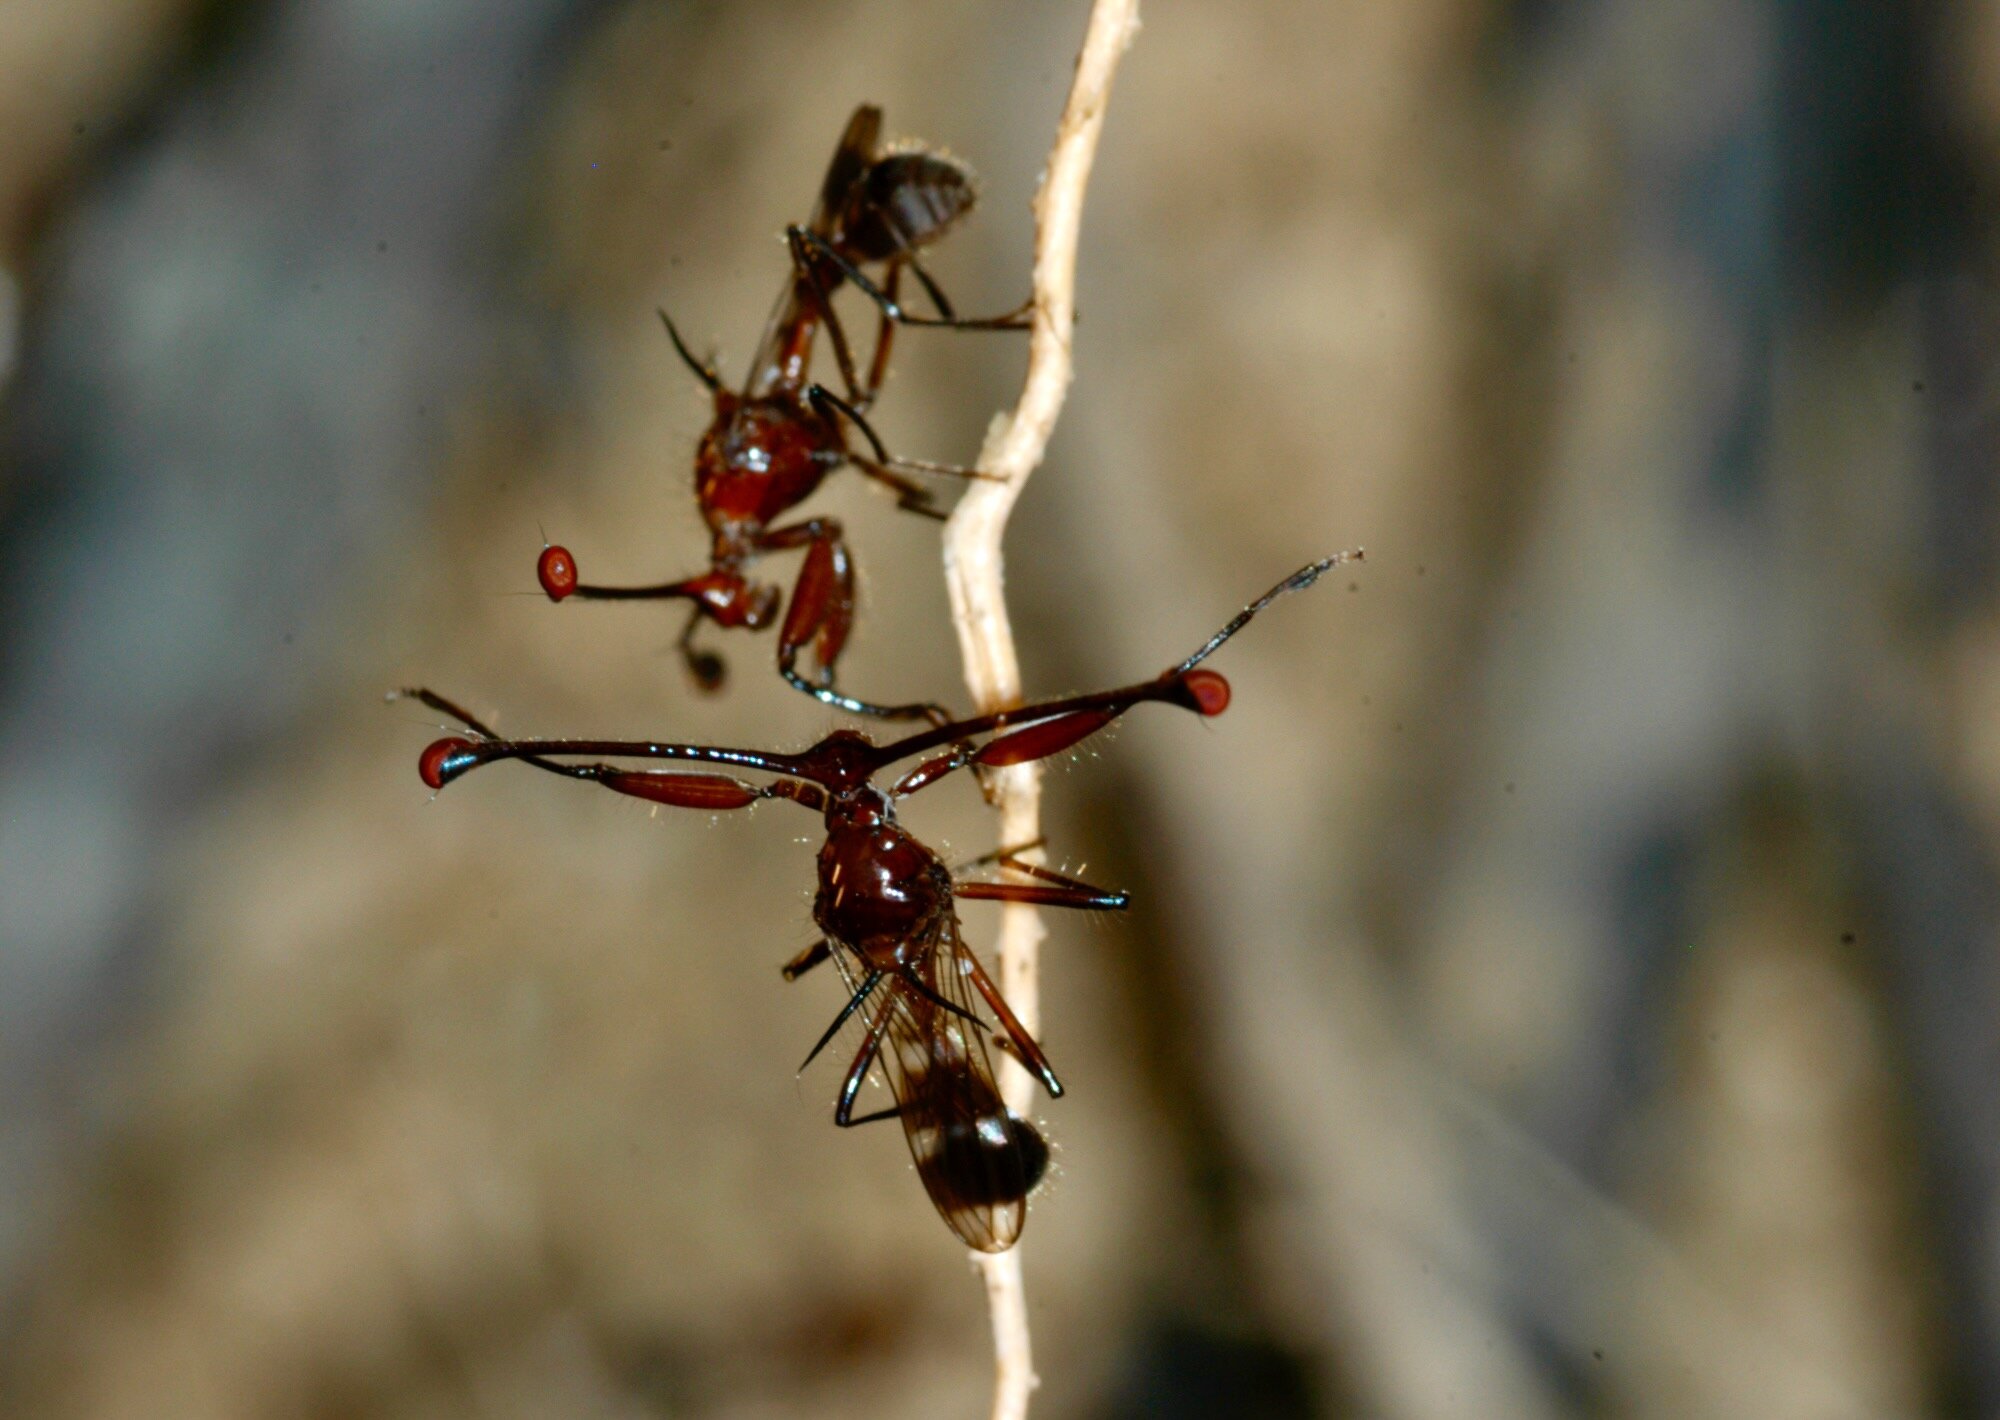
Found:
0,1 -> 1995,1416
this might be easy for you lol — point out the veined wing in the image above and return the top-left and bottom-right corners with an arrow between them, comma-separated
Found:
872,915 -> 1049,1252
744,108 -> 884,398
810,104 -> 882,239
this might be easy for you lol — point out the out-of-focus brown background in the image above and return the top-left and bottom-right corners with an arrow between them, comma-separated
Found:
1,1 -> 1996,1416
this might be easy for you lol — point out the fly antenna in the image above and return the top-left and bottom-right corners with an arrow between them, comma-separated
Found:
1176,549 -> 1365,674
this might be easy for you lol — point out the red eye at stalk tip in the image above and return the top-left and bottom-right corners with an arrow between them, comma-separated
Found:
419,737 -> 474,790
1183,670 -> 1231,717
538,544 -> 578,601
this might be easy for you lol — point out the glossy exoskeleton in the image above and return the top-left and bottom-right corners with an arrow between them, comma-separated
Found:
537,105 -> 1027,723
403,555 -> 1354,1250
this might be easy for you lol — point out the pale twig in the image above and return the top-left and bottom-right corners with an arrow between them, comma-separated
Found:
941,3 -> 1141,1418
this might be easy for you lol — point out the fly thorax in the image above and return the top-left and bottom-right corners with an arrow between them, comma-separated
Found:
814,821 -> 949,966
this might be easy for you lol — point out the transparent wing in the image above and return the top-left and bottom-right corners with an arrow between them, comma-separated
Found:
744,108 -> 885,399
811,104 -> 882,239
870,914 -> 1048,1252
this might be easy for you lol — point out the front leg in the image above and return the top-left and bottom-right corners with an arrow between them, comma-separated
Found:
758,518 -> 950,725
807,383 -> 997,523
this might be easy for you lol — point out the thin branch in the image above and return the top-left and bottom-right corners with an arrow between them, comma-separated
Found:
942,3 -> 1140,1418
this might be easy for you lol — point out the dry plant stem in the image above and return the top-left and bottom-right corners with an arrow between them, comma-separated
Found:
942,2 -> 1140,1418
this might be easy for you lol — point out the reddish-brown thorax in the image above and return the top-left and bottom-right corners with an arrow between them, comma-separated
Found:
694,392 -> 838,540
814,787 -> 952,971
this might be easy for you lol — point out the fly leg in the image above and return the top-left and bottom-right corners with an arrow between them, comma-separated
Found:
859,261 -> 902,407
956,948 -> 1063,1099
799,968 -> 884,1074
790,225 -> 1031,331
806,384 -> 996,522
834,986 -> 904,1128
956,856 -> 1130,912
785,225 -> 872,408
759,518 -> 951,725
